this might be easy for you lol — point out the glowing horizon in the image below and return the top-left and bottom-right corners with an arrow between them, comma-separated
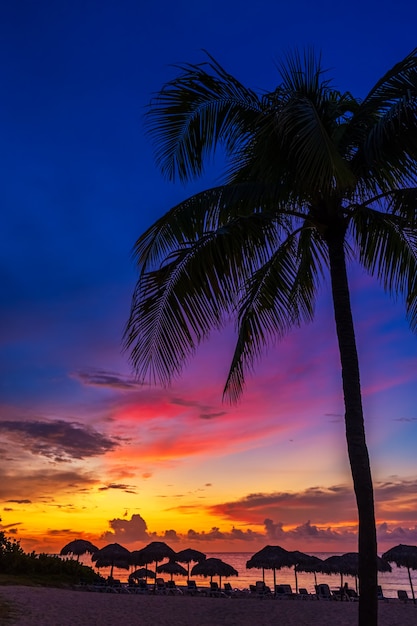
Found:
1,1 -> 417,560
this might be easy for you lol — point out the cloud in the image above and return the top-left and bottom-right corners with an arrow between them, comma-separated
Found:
392,417 -> 417,423
186,526 -> 263,542
98,483 -> 137,494
1,521 -> 23,529
73,369 -> 143,390
0,419 -> 120,461
203,478 -> 417,529
199,412 -> 226,420
101,514 -> 150,543
262,517 -> 358,544
377,522 -> 417,544
46,504 -> 417,553
0,468 -> 97,502
375,478 -> 417,522
160,529 -> 180,542
207,485 -> 358,526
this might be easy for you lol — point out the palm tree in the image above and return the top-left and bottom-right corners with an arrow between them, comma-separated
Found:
124,49 -> 417,625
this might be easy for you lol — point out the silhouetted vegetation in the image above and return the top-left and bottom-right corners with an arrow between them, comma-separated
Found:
0,531 -> 103,587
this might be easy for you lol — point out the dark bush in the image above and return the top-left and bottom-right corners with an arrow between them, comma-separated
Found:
0,532 -> 103,586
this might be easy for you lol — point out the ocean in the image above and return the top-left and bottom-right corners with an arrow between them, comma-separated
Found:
74,551 -> 414,599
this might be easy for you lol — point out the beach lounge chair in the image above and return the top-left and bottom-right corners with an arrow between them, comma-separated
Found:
155,578 -> 167,594
298,587 -> 310,599
281,584 -> 294,598
186,580 -> 199,595
376,585 -> 388,602
223,582 -> 242,597
253,581 -> 271,597
166,580 -> 182,595
398,589 -> 409,602
275,584 -> 294,599
341,584 -> 358,601
224,582 -> 233,596
315,583 -> 335,600
136,580 -> 150,594
209,581 -> 225,597
275,584 -> 286,598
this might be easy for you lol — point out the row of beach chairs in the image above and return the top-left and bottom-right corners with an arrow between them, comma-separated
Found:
78,579 -> 411,602
246,582 -> 401,602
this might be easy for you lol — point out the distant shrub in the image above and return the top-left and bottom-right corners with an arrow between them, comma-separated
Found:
0,532 -> 103,586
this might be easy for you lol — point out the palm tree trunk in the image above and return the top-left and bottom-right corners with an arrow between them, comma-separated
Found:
326,227 -> 378,626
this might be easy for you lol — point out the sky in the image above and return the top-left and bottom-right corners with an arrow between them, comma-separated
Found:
1,0 -> 417,558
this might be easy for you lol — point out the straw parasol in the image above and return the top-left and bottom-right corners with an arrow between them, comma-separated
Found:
130,550 -> 149,567
59,539 -> 98,561
191,557 -> 238,587
129,568 -> 155,580
292,553 -> 324,586
320,552 -> 391,593
91,543 -> 131,579
290,551 -> 324,594
132,541 -> 177,586
382,544 -> 417,603
175,548 -> 206,579
156,560 -> 188,580
246,545 -> 294,591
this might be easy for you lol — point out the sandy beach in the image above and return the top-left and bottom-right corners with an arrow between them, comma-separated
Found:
0,586 -> 416,626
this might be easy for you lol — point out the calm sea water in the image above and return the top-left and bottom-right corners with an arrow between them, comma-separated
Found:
73,552 -> 414,599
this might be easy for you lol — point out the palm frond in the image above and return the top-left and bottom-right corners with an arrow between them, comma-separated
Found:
351,206 -> 417,330
146,53 -> 262,182
277,94 -> 356,191
383,187 -> 417,224
362,47 -> 417,109
357,97 -> 417,189
347,49 -> 417,187
134,182 -> 304,273
125,211 -> 287,384
223,226 -> 326,402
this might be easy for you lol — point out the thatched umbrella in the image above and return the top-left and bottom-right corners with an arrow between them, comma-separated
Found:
91,543 -> 131,579
60,539 -> 98,561
156,560 -> 188,580
130,550 -> 149,567
290,551 -> 324,594
191,557 -> 238,587
293,553 -> 324,587
175,548 -> 206,579
382,544 -> 417,603
246,545 -> 294,591
129,568 -> 155,584
321,552 -> 392,593
133,541 -> 177,587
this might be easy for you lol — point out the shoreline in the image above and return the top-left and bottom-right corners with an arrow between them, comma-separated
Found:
1,585 -> 416,626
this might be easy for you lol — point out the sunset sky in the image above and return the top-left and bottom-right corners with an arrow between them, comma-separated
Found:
1,0 -> 417,557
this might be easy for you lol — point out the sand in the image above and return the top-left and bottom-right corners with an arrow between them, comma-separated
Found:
0,586 -> 416,626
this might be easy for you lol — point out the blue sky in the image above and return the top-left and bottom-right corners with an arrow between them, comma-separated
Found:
1,0 -> 417,554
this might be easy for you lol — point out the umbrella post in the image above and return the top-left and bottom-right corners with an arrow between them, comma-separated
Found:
407,566 -> 416,604
382,544 -> 414,604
